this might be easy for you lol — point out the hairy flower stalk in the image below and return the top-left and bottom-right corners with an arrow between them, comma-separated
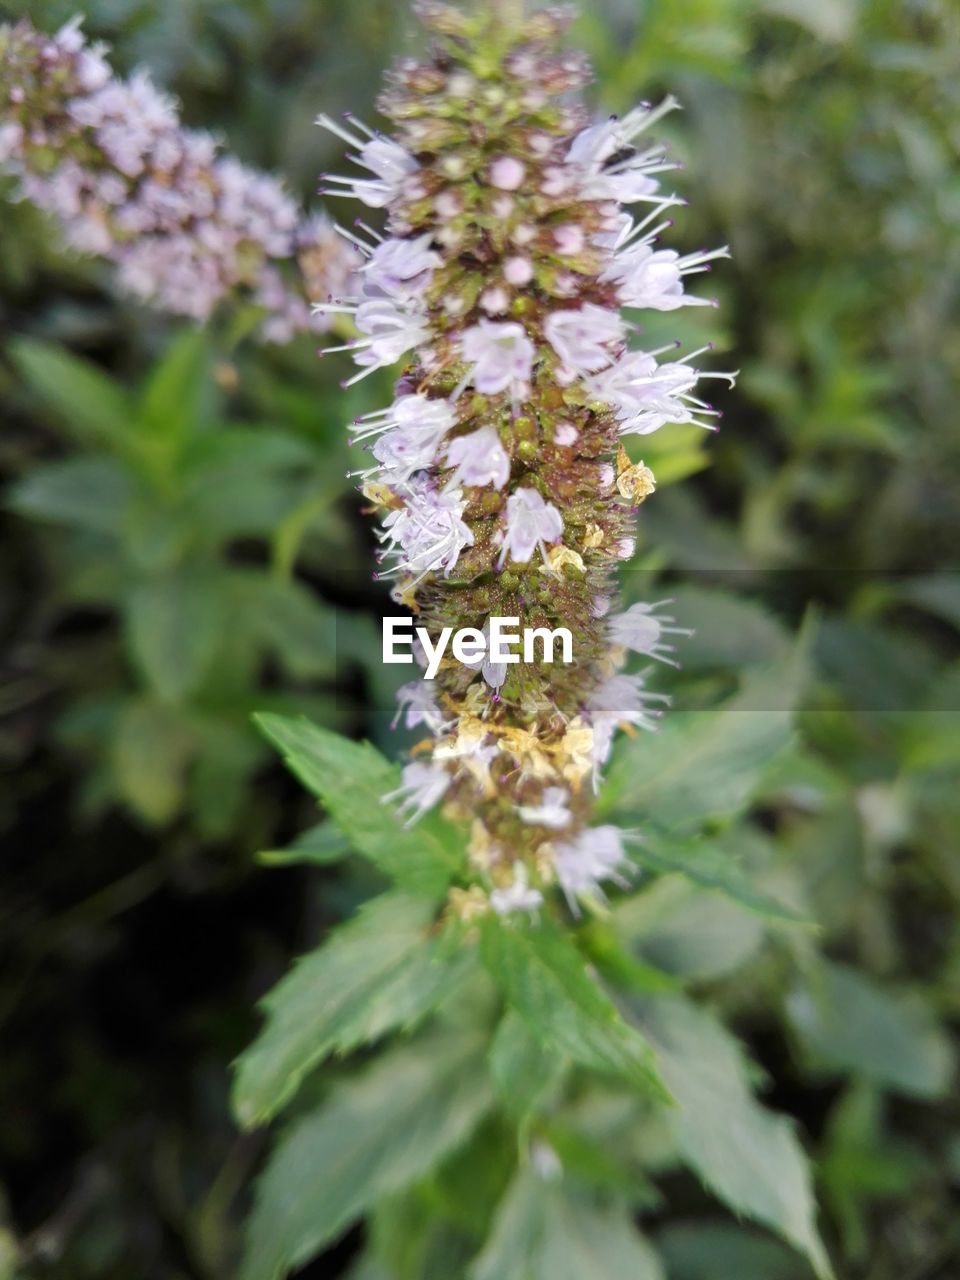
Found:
0,18 -> 358,339
320,1 -> 733,915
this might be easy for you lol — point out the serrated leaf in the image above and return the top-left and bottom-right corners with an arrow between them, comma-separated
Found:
599,636 -> 810,835
489,1010 -> 567,1124
240,1030 -> 492,1280
786,960 -> 953,1099
633,833 -> 808,922
233,893 -> 471,1128
253,714 -> 464,898
10,338 -> 134,449
8,456 -> 133,535
634,997 -> 833,1279
125,571 -> 224,702
470,1171 -> 664,1280
480,916 -> 667,1100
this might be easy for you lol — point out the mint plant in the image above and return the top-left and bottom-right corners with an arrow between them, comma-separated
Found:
15,2 -> 957,1280
7,329 -> 351,832
229,5 -> 829,1277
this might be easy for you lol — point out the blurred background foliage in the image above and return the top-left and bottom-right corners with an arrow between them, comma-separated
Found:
0,0 -> 957,1277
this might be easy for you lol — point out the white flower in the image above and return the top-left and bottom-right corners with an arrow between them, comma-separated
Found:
587,673 -> 667,776
317,114 -> 418,207
605,241 -> 729,311
553,824 -> 631,904
608,600 -> 692,666
379,482 -> 474,579
517,786 -> 572,830
544,304 -> 624,373
391,682 -> 452,733
459,320 -> 535,396
353,394 -> 456,445
566,97 -> 681,206
498,487 -> 563,566
591,351 -> 702,435
382,761 -> 451,825
445,426 -> 510,489
371,426 -> 443,482
490,863 -> 543,916
362,233 -> 440,296
329,297 -> 430,384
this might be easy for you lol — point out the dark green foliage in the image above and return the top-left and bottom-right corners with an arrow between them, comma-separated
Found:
1,1 -> 958,1278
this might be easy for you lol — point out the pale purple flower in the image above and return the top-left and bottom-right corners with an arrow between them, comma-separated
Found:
391,682 -> 451,734
459,320 -> 535,396
490,863 -> 543,916
553,223 -> 585,256
504,255 -> 534,286
346,298 -> 431,378
371,423 -> 445,481
363,233 -> 440,296
444,426 -> 510,490
354,394 -> 456,446
587,674 -> 667,776
566,98 -> 681,206
489,156 -> 526,190
480,286 -> 510,315
517,786 -> 572,830
605,241 -> 729,311
382,761 -> 451,825
544,304 -> 624,373
553,824 -> 632,904
608,600 -> 693,665
379,481 -> 474,579
1,20 -> 356,331
591,350 -> 721,436
317,113 -> 418,207
497,487 -> 563,567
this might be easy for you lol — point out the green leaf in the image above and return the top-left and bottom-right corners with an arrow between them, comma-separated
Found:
634,997 -> 833,1279
257,821 -> 351,867
10,338 -> 134,449
138,328 -> 212,437
110,699 -> 196,825
233,892 -> 471,1128
125,571 -> 224,702
657,1221 -> 813,1280
471,1172 -> 664,1280
599,636 -> 810,835
8,456 -> 133,535
660,586 -> 790,669
896,573 -> 960,630
489,1010 -> 567,1124
614,881 -> 766,981
480,915 -> 667,1099
239,575 -> 337,679
183,426 -> 317,476
633,832 -> 808,923
240,1030 -> 492,1280
253,715 -> 464,898
786,960 -> 953,1099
